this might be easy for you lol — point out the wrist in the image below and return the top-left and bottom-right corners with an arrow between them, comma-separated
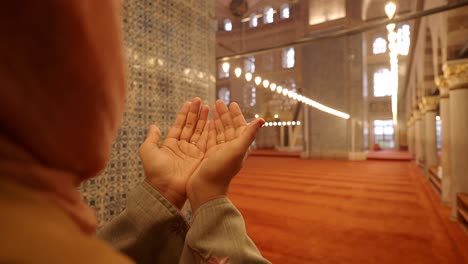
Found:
145,178 -> 186,209
187,183 -> 227,212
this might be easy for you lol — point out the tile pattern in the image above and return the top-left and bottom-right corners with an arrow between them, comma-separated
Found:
80,0 -> 215,225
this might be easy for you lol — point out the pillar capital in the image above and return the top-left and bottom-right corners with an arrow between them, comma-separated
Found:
443,59 -> 468,91
418,101 -> 426,114
435,76 -> 450,98
413,110 -> 422,120
422,96 -> 439,112
407,116 -> 415,126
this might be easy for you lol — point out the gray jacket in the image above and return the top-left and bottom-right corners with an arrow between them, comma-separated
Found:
97,181 -> 271,263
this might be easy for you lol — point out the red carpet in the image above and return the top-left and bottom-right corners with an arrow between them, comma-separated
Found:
228,157 -> 467,264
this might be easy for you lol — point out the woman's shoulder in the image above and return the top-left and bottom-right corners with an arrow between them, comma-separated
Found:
0,178 -> 134,264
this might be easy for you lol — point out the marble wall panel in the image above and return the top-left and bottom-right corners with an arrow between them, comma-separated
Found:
80,0 -> 215,225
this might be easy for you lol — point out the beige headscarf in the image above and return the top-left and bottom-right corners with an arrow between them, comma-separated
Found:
0,1 -> 126,234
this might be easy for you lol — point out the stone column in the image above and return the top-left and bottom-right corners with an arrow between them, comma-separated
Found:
301,106 -> 310,159
407,116 -> 415,158
406,120 -> 412,154
422,96 -> 439,176
444,59 -> 468,219
414,110 -> 424,167
436,77 -> 452,205
410,116 -> 416,158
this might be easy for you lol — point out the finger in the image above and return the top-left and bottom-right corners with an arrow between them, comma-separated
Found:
213,105 -> 225,144
166,101 -> 191,140
207,120 -> 217,149
190,105 -> 209,144
196,120 -> 210,152
228,102 -> 247,137
180,97 -> 202,141
238,118 -> 265,150
138,125 -> 161,158
215,99 -> 236,142
145,125 -> 162,145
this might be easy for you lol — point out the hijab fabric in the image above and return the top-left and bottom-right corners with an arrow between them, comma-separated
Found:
0,0 -> 127,234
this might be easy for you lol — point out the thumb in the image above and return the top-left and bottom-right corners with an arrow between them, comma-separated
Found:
239,118 -> 265,150
145,124 -> 162,145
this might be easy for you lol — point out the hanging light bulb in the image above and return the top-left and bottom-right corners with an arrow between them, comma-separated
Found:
292,121 -> 296,125
386,23 -> 395,32
254,114 -> 259,118
270,83 -> 277,91
222,62 -> 230,73
282,88 -> 289,96
254,76 -> 262,85
287,91 -> 294,98
297,121 -> 301,125
262,79 -> 269,88
385,1 -> 396,19
234,67 -> 242,77
276,86 -> 283,94
245,72 -> 252,82
274,114 -> 279,119
287,121 -> 291,126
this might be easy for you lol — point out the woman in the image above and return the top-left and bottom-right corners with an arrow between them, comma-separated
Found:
0,1 -> 270,263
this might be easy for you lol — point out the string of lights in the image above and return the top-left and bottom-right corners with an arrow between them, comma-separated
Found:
224,62 -> 351,120
264,121 -> 301,127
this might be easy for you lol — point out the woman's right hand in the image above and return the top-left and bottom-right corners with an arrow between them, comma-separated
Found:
187,100 -> 264,212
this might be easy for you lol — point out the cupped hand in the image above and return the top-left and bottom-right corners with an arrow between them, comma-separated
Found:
187,100 -> 265,212
138,97 -> 210,208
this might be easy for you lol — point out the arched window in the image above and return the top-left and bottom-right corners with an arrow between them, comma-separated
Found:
224,19 -> 232,31
219,62 -> 230,79
244,56 -> 255,73
373,120 -> 394,149
244,84 -> 256,107
218,87 -> 230,105
397,24 -> 410,55
436,116 -> 442,150
263,6 -> 274,24
249,13 -> 258,28
373,68 -> 392,97
372,37 -> 387,54
282,47 -> 295,68
280,4 -> 290,19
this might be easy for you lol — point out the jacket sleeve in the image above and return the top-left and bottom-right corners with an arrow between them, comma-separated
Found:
96,181 -> 189,264
180,197 -> 271,264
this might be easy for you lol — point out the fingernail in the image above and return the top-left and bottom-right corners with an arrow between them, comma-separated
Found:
257,119 -> 265,127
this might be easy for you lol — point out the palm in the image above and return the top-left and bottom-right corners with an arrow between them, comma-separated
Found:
146,138 -> 204,195
139,98 -> 210,208
186,100 -> 263,211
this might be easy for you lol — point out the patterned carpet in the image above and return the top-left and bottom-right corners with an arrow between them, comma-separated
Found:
228,157 -> 467,264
